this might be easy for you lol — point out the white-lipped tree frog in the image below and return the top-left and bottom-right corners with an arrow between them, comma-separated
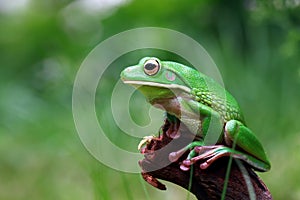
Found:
120,57 -> 271,172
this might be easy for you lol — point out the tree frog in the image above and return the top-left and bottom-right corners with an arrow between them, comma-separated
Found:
120,57 -> 271,172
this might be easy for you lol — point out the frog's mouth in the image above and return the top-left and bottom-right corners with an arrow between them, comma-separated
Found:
122,80 -> 191,94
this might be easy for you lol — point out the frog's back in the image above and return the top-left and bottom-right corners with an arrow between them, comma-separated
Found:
193,72 -> 245,123
163,61 -> 245,123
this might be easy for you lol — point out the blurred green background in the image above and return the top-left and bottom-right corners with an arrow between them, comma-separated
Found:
1,0 -> 300,199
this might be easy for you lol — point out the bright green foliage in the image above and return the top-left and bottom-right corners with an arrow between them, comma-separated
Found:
0,0 -> 300,199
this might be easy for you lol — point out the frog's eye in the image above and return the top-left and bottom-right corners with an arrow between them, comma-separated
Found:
144,59 -> 160,76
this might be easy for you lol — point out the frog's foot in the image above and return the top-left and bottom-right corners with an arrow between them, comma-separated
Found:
180,145 -> 234,171
138,135 -> 155,151
168,141 -> 204,163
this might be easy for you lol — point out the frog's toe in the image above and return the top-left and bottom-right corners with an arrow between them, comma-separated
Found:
180,163 -> 191,171
138,135 -> 155,150
169,148 -> 187,162
182,159 -> 192,166
200,162 -> 209,169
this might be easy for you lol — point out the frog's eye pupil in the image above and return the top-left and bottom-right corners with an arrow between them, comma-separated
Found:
145,63 -> 156,70
144,59 -> 160,76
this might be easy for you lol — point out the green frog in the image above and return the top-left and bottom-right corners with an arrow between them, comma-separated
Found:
120,57 -> 270,172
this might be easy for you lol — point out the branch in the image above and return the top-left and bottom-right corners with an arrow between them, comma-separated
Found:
139,119 -> 272,200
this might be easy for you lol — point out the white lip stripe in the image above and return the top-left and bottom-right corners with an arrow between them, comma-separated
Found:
123,80 -> 191,93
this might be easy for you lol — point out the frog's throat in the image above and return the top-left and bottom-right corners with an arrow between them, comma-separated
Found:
123,80 -> 191,94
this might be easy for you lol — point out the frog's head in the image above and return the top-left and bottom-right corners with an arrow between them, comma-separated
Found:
121,57 -> 195,101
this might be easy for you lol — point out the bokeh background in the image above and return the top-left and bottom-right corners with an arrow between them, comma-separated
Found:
1,0 -> 300,199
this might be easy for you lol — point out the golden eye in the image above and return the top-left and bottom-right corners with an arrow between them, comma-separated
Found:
143,59 -> 160,76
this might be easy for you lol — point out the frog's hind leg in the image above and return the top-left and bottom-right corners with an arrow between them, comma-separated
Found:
173,120 -> 271,172
224,120 -> 271,171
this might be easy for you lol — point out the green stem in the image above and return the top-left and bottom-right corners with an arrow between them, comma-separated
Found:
186,164 -> 194,200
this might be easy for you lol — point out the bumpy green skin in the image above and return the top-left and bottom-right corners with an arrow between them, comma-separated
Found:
121,57 -> 271,172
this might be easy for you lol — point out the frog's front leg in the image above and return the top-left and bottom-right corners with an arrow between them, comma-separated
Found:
168,98 -> 224,165
180,120 -> 271,172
